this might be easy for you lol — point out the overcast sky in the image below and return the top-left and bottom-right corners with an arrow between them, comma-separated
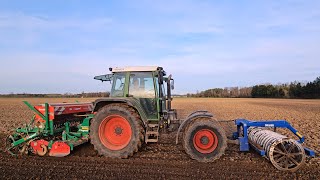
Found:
0,0 -> 319,94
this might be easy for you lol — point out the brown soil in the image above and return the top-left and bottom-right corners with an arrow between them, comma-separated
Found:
0,98 -> 319,179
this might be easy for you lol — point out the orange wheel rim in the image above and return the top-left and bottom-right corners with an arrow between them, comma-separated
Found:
99,115 -> 132,150
193,129 -> 218,154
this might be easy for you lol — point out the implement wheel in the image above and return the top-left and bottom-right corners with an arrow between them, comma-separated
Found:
90,104 -> 144,158
37,145 -> 48,156
5,135 -> 24,155
269,139 -> 306,172
183,118 -> 227,162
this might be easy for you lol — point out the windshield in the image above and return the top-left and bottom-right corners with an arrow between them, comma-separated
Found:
129,72 -> 155,98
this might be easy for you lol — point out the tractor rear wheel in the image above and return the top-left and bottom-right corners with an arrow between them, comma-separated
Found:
90,104 -> 144,158
183,118 -> 227,162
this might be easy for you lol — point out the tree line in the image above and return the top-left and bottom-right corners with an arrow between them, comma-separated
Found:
187,77 -> 320,99
187,87 -> 252,98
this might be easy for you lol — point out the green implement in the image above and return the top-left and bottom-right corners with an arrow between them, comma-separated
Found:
6,101 -> 94,157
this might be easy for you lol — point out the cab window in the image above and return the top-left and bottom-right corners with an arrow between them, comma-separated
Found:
111,73 -> 126,97
129,72 -> 155,98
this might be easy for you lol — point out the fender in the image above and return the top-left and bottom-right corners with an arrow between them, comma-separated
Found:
93,97 -> 149,128
186,110 -> 210,118
175,111 -> 214,144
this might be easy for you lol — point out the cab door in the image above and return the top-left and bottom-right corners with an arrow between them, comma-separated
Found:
129,72 -> 158,120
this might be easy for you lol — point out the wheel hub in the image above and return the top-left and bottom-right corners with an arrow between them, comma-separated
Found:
200,136 -> 209,145
115,126 -> 123,135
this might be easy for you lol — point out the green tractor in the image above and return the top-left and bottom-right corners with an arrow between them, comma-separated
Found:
91,66 -> 227,161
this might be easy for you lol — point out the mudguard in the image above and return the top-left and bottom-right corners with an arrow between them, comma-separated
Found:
93,97 -> 149,127
175,111 -> 214,144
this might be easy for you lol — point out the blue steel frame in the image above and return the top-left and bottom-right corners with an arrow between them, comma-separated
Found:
232,119 -> 315,157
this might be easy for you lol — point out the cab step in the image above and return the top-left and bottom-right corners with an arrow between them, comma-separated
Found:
145,123 -> 159,144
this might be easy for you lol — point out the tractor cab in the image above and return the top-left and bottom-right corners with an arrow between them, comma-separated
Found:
94,66 -> 175,122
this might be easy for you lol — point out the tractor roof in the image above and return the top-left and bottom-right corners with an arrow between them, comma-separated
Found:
111,66 -> 161,73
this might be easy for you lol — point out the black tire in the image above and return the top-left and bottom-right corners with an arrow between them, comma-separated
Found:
90,103 -> 144,158
183,118 -> 227,162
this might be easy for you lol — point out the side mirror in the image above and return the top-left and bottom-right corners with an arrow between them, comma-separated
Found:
171,79 -> 174,90
94,74 -> 113,82
158,71 -> 164,84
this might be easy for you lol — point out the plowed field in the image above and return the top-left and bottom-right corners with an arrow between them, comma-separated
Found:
0,98 -> 319,179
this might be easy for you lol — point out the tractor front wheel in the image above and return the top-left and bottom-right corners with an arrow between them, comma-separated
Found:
183,118 -> 227,162
90,104 -> 144,158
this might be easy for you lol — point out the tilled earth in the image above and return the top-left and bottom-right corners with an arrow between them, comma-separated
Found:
0,98 -> 319,179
